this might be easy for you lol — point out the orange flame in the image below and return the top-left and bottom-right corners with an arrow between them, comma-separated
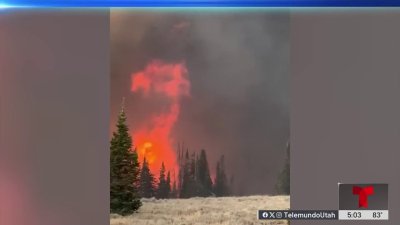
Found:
131,60 -> 190,174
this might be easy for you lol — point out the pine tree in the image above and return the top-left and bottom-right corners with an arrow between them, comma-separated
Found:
156,162 -> 170,199
196,149 -> 213,197
214,155 -> 229,197
187,152 -> 198,197
276,142 -> 290,195
166,171 -> 172,197
180,149 -> 192,198
139,157 -> 156,198
110,101 -> 141,215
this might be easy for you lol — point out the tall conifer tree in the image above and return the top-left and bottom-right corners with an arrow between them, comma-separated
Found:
196,149 -> 213,196
139,157 -> 156,198
180,150 -> 192,198
214,155 -> 229,197
156,162 -> 170,199
110,100 -> 141,215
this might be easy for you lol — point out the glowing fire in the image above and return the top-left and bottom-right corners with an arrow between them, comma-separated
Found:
140,142 -> 155,164
131,60 -> 190,174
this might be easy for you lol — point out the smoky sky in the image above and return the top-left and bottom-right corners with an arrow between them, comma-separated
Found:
111,10 -> 289,195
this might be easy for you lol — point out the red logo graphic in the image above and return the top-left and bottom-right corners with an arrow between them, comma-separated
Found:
352,186 -> 374,208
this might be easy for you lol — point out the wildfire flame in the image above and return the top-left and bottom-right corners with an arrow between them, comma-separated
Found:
131,60 -> 190,174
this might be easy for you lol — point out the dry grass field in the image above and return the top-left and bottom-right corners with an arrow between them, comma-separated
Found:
110,195 -> 289,225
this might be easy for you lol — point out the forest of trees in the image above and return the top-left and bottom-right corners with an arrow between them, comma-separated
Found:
176,144 -> 232,198
136,144 -> 232,200
110,102 -> 290,215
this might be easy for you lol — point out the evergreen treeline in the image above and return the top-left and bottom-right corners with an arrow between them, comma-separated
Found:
214,155 -> 230,197
136,143 -> 232,199
138,144 -> 232,199
176,144 -> 232,198
139,157 -> 156,198
111,101 -> 290,216
110,101 -> 233,215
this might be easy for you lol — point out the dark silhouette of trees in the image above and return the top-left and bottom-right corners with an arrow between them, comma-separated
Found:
139,157 -> 156,198
156,162 -> 171,199
110,101 -> 141,215
176,143 -> 233,198
177,145 -> 215,198
196,149 -> 213,197
180,150 -> 196,198
214,155 -> 230,197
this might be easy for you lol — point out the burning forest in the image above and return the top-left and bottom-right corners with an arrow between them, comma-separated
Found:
111,97 -> 233,202
125,58 -> 232,199
110,11 -> 289,217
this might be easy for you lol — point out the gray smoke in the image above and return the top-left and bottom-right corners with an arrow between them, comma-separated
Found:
111,10 -> 289,195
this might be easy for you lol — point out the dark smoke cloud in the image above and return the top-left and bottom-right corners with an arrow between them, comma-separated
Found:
111,10 -> 289,195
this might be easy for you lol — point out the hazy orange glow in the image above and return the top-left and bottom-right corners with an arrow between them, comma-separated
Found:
131,60 -> 190,174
